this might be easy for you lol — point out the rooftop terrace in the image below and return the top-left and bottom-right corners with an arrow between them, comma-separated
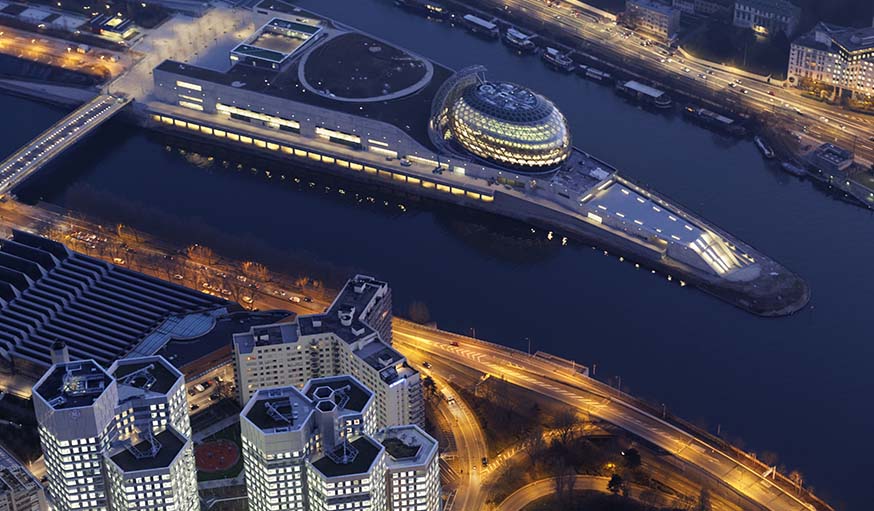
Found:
109,429 -> 186,472
34,360 -> 113,410
310,436 -> 382,478
112,357 -> 180,396
245,386 -> 314,432
304,375 -> 372,413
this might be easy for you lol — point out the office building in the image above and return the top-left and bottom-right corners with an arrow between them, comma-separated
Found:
32,356 -> 198,511
625,0 -> 681,43
240,375 -> 440,511
0,230 -> 228,377
788,23 -> 874,97
0,446 -> 46,511
233,275 -> 423,429
732,0 -> 800,37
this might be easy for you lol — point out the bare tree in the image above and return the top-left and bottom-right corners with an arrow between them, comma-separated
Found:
187,244 -> 216,265
521,425 -> 546,468
551,458 -> 576,504
241,261 -> 270,282
554,409 -> 579,445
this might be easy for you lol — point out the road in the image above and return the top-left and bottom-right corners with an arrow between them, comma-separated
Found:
423,372 -> 489,511
474,0 -> 874,164
0,25 -> 127,77
496,475 -> 685,511
0,94 -> 129,195
392,320 -> 823,511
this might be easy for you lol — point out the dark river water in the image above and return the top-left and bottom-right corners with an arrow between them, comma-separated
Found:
4,1 -> 869,508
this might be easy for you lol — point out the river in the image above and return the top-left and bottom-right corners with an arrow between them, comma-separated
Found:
3,0 -> 869,508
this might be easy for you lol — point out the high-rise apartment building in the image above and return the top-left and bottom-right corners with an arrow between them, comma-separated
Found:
0,446 -> 46,511
233,275 -> 423,429
239,375 -> 440,511
32,356 -> 199,511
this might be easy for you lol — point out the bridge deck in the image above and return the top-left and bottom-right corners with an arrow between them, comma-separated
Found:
0,94 -> 131,195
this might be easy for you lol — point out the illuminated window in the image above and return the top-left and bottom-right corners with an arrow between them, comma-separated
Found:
178,101 -> 203,111
176,80 -> 202,91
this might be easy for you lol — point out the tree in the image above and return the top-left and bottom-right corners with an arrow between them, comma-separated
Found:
187,244 -> 216,265
421,376 -> 438,401
241,261 -> 270,282
554,409 -> 578,445
607,474 -> 624,495
622,448 -> 641,469
521,426 -> 546,468
696,489 -> 712,511
551,457 -> 576,504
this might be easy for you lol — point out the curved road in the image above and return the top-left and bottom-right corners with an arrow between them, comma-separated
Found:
392,319 -> 823,511
497,475 -> 681,511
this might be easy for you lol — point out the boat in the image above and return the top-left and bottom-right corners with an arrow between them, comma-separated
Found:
541,47 -> 575,72
754,136 -> 775,159
395,0 -> 448,18
615,80 -> 672,109
683,106 -> 746,136
503,27 -> 536,53
584,66 -> 612,82
462,14 -> 499,38
781,162 -> 806,176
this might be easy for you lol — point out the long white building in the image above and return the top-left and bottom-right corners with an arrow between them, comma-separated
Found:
240,375 -> 439,511
233,275 -> 423,429
32,355 -> 199,511
788,22 -> 874,98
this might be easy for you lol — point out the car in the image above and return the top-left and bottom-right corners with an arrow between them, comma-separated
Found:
868,136 -> 874,142
188,388 -> 196,396
698,73 -> 706,79
202,381 -> 212,389
173,273 -> 184,280
819,116 -> 829,123
303,297 -> 313,303
112,258 -> 125,265
289,296 -> 301,303
190,404 -> 200,411
422,362 -> 432,369
707,69 -> 714,75
450,341 -> 459,347
728,82 -> 736,88
741,89 -> 749,94
242,296 -> 254,303
682,67 -> 691,73
400,159 -> 412,167
768,91 -> 775,96
482,457 -> 488,466
209,393 -> 221,401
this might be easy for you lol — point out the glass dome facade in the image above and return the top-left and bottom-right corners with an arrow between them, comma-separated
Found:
445,82 -> 571,171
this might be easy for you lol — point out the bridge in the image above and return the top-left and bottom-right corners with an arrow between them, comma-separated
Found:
0,94 -> 131,196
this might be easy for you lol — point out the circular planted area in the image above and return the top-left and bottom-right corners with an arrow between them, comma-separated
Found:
300,32 -> 433,102
195,439 -> 240,473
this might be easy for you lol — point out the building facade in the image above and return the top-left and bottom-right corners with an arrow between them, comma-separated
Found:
0,447 -> 46,511
240,375 -> 439,511
625,0 -> 681,43
233,275 -> 423,429
671,0 -> 732,19
787,23 -> 874,97
732,0 -> 800,37
32,357 -> 199,511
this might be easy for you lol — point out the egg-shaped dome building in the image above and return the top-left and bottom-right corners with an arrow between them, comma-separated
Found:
440,81 -> 571,172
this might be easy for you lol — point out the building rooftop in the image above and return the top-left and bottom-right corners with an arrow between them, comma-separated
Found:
793,23 -> 874,53
302,32 -> 430,100
108,428 -> 186,473
353,341 -> 404,376
245,386 -> 315,432
627,0 -> 677,15
462,82 -> 552,124
0,230 -> 227,370
813,143 -> 854,165
232,17 -> 322,65
0,446 -> 41,497
303,375 -> 372,413
310,436 -> 382,478
377,425 -> 437,469
34,360 -> 113,410
155,54 -> 452,151
234,321 -> 300,354
163,310 -> 291,367
112,357 -> 180,397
